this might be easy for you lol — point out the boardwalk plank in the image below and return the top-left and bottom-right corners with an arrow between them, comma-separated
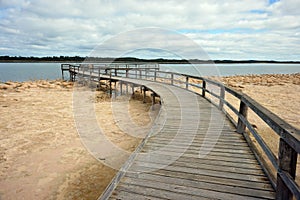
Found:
134,157 -> 265,175
140,147 -> 257,160
125,173 -> 275,199
145,169 -> 274,191
135,153 -> 262,169
114,184 -> 212,200
120,177 -> 272,200
128,162 -> 269,182
110,190 -> 165,200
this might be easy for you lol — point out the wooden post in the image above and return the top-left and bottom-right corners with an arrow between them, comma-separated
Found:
88,66 -> 91,84
115,69 -> 117,76
69,71 -> 72,81
131,84 -> 134,95
139,70 -> 142,79
69,66 -> 72,81
171,74 -> 174,85
143,87 -> 146,103
126,70 -> 129,78
276,138 -> 297,200
219,86 -> 225,110
126,83 -> 128,94
120,81 -> 123,95
61,67 -> 65,80
151,93 -> 155,110
154,71 -> 157,82
202,80 -> 206,97
98,68 -> 101,81
186,76 -> 189,89
109,70 -> 112,98
237,100 -> 248,133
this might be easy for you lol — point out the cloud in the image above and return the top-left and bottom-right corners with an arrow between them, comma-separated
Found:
0,0 -> 299,60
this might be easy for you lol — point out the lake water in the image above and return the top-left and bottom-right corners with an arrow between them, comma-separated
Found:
0,63 -> 61,82
0,62 -> 299,82
161,63 -> 300,77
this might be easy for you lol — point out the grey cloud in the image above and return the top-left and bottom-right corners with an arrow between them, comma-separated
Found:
0,0 -> 299,60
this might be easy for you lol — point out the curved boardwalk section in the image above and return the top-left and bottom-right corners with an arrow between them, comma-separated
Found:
100,80 -> 275,200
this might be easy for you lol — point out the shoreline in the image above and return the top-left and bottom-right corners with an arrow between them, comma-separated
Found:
1,72 -> 299,84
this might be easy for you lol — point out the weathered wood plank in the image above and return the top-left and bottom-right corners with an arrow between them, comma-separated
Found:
125,172 -> 275,199
120,177 -> 271,200
114,184 -> 212,200
148,133 -> 247,141
140,147 -> 256,159
128,163 -> 270,183
146,169 -> 274,191
147,137 -> 250,148
136,153 -> 262,169
134,150 -> 260,164
144,140 -> 252,152
134,157 -> 265,175
110,190 -> 165,200
144,140 -> 252,151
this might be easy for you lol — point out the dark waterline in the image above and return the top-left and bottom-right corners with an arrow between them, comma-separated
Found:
0,62 -> 299,82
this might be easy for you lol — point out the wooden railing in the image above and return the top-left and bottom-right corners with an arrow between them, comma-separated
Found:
69,65 -> 300,200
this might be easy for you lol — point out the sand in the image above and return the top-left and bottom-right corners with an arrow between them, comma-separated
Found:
221,74 -> 300,148
221,73 -> 300,183
222,74 -> 300,129
0,80 -> 156,200
0,74 -> 299,199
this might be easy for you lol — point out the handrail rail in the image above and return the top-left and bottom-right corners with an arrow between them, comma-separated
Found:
67,65 -> 300,199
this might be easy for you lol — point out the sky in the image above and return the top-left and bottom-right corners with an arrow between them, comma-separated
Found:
0,0 -> 299,60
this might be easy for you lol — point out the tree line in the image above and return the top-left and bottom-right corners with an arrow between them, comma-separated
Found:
0,56 -> 299,64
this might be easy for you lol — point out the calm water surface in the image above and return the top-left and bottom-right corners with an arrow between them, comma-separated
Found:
161,63 -> 300,77
0,62 -> 299,82
0,63 -> 61,82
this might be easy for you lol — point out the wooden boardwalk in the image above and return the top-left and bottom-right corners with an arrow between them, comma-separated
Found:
64,64 -> 300,199
99,80 -> 275,199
